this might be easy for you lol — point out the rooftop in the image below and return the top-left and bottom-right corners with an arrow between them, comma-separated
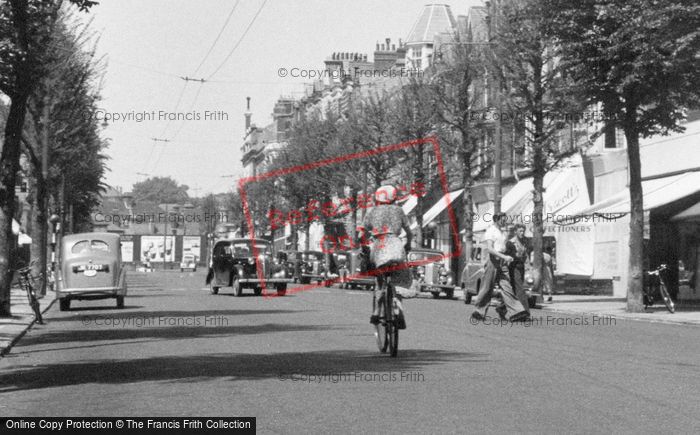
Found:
406,4 -> 457,44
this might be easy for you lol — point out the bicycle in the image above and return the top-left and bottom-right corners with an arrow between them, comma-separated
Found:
644,264 -> 675,314
16,263 -> 45,324
373,262 -> 404,357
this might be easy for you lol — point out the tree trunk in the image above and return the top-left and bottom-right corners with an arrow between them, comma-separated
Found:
413,147 -> 424,247
625,125 -> 644,312
29,167 -> 48,297
531,170 -> 545,294
461,150 -> 475,275
0,95 -> 29,316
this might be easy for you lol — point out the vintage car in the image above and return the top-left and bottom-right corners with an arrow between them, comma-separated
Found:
277,249 -> 302,283
409,248 -> 458,299
298,250 -> 327,284
337,248 -> 375,290
180,253 -> 197,272
207,238 -> 292,296
56,232 -> 127,311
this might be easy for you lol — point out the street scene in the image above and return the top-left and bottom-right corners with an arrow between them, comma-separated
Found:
1,0 -> 700,433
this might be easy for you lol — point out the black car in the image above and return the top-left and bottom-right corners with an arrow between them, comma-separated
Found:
206,238 -> 293,296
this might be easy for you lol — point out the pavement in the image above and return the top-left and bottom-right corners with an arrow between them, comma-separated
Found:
536,294 -> 700,325
2,284 -> 700,358
0,287 -> 56,357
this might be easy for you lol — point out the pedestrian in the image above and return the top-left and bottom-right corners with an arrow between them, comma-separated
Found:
471,213 -> 530,322
506,223 -> 530,314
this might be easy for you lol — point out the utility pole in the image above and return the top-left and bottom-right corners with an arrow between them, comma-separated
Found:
163,202 -> 169,269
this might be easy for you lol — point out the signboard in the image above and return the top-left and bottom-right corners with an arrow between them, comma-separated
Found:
141,235 -> 175,262
182,236 -> 201,262
121,239 -> 134,262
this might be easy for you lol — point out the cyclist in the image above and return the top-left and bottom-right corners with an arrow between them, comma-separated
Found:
357,185 -> 412,328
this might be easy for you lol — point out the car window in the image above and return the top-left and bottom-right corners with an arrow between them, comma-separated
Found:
91,240 -> 110,252
254,244 -> 271,255
408,252 -> 430,262
71,240 -> 91,254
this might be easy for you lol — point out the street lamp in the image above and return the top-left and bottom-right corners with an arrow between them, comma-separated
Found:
48,213 -> 61,294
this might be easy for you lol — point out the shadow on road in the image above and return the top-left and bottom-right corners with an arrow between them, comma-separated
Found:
47,308 -> 311,322
0,349 -> 488,393
20,321 -> 334,347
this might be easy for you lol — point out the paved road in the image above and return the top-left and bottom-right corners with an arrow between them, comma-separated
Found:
1,270 -> 699,433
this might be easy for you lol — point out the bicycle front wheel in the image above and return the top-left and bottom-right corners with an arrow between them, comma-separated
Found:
375,295 -> 389,353
386,285 -> 398,357
659,281 -> 675,314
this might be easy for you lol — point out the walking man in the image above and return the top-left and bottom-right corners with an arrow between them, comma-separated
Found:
506,224 -> 531,314
471,213 -> 529,322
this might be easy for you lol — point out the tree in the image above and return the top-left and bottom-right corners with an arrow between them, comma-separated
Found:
21,8 -> 107,293
132,176 -> 189,204
427,31 -> 493,273
391,77 -> 438,247
544,0 -> 700,311
490,0 -> 582,294
0,0 -> 97,317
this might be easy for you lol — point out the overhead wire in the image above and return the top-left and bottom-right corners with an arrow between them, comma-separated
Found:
205,0 -> 269,80
191,0 -> 241,76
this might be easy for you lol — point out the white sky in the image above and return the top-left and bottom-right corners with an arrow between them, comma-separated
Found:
89,0 -> 482,195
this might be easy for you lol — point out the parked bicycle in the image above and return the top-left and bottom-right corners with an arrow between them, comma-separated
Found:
644,264 -> 675,314
15,262 -> 45,324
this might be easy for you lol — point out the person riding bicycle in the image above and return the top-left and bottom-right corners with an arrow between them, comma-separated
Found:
357,185 -> 412,327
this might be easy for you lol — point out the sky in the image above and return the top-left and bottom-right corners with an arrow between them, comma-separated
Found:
88,0 -> 482,196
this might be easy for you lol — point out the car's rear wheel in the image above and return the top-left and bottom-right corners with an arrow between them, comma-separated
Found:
445,289 -> 454,299
253,287 -> 262,296
233,279 -> 242,297
276,283 -> 287,296
431,291 -> 440,299
59,299 -> 70,311
210,283 -> 220,295
116,295 -> 125,309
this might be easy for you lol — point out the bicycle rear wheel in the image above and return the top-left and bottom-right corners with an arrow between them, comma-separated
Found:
659,281 -> 675,314
375,294 -> 389,353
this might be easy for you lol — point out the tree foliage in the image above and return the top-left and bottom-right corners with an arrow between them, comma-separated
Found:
543,0 -> 700,311
132,176 -> 189,204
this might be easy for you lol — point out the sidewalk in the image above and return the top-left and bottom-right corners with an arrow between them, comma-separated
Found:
537,294 -> 700,326
0,287 -> 55,357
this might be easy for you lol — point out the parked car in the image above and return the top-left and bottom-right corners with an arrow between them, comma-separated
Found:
460,246 -> 485,304
206,238 -> 292,296
337,248 -> 375,290
408,248 -> 458,299
277,249 -> 301,283
56,232 -> 127,311
180,253 -> 197,272
298,250 -> 326,284
461,245 -> 540,307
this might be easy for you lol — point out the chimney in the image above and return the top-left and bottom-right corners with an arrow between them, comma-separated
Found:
376,42 -> 380,50
245,97 -> 252,131
386,38 -> 391,49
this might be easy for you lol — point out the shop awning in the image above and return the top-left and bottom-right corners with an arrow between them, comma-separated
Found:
18,233 -> 32,245
401,195 -> 418,215
473,158 -> 590,233
671,201 -> 700,221
572,172 -> 700,216
410,189 -> 464,230
12,219 -> 20,235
